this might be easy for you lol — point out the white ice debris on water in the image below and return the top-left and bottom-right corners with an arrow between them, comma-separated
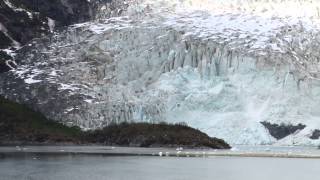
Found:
7,0 -> 320,145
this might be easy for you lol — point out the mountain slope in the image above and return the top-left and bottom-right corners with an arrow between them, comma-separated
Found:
0,0 -> 95,74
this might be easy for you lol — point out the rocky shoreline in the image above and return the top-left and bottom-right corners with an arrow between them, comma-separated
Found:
0,145 -> 319,159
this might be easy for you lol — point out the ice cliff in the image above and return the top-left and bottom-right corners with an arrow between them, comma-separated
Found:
2,0 -> 320,145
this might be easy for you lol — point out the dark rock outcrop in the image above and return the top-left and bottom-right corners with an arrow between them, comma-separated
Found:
0,0 -> 99,73
0,50 -> 11,73
9,0 -> 92,26
0,0 -> 93,46
0,31 -> 12,49
261,122 -> 306,140
310,129 -> 320,140
0,0 -> 127,73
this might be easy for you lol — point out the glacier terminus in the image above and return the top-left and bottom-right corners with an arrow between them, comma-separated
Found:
2,0 -> 320,146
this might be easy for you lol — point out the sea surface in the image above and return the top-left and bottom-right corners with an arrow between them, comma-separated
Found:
0,152 -> 319,180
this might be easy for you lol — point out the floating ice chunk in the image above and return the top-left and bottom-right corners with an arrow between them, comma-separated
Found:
158,152 -> 163,156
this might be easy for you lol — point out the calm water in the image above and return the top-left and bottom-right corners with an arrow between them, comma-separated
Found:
0,154 -> 319,180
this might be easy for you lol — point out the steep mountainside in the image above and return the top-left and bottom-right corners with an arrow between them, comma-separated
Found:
1,0 -> 320,146
0,0 -> 92,72
0,0 -> 126,72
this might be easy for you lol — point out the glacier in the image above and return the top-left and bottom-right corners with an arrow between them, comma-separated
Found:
2,0 -> 320,145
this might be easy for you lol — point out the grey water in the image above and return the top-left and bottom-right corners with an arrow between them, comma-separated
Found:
0,154 -> 319,180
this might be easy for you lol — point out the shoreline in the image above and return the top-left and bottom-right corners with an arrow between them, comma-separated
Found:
1,145 -> 320,159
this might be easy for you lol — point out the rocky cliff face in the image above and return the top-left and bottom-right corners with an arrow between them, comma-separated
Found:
1,0 -> 320,146
0,0 -> 127,72
0,0 -> 93,72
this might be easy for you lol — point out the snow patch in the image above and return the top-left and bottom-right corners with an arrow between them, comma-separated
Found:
3,0 -> 33,19
47,18 -> 55,33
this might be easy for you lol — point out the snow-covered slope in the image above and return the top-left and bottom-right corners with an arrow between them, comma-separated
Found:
2,0 -> 320,145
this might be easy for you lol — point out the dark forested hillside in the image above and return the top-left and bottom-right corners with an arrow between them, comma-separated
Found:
0,96 -> 83,144
0,96 -> 230,149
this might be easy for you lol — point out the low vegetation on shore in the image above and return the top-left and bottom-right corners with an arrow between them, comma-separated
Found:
86,122 -> 230,149
0,96 -> 82,144
0,96 -> 230,149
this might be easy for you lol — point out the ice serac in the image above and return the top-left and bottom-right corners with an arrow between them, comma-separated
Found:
2,0 -> 320,145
